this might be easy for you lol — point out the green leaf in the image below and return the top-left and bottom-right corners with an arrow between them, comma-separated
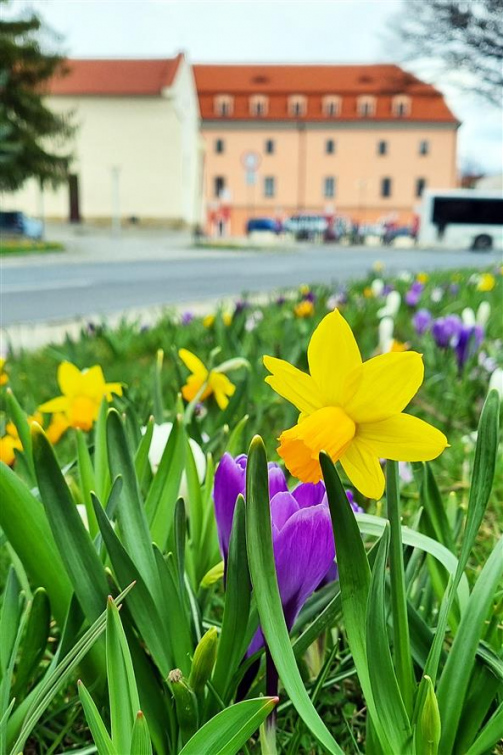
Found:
0,567 -> 22,677
32,425 -> 109,626
366,524 -> 412,753
144,415 -> 186,549
153,349 -> 164,425
78,680 -> 117,755
5,389 -> 35,482
418,462 -> 455,552
414,675 -> 441,755
465,700 -> 503,755
94,399 -> 111,502
13,588 -> 51,698
436,537 -> 503,754
179,697 -> 278,755
135,417 -> 154,483
246,437 -> 343,755
153,547 -> 193,675
106,597 -> 140,754
212,495 -> 251,702
76,429 -> 98,538
130,711 -> 153,755
386,461 -> 414,715
0,464 -> 72,626
225,414 -> 249,456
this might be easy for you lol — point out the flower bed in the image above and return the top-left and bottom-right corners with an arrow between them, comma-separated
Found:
0,265 -> 501,754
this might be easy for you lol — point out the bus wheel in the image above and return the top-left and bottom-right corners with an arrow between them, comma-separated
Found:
472,234 -> 493,251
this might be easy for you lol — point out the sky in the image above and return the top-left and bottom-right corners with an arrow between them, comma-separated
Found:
8,0 -> 503,173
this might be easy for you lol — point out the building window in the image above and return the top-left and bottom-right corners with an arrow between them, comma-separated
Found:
250,95 -> 268,117
377,140 -> 388,156
325,139 -> 335,155
265,139 -> 275,154
416,177 -> 426,197
214,176 -> 226,198
357,96 -> 376,117
264,176 -> 275,198
324,177 -> 336,198
381,177 -> 392,198
419,139 -> 430,155
215,138 -> 224,154
392,95 -> 411,117
214,95 -> 233,117
289,95 -> 306,117
322,96 -> 341,117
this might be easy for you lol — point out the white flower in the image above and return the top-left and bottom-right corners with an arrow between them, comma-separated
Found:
327,294 -> 343,310
398,271 -> 413,283
245,310 -> 264,332
431,287 -> 443,303
476,301 -> 491,328
371,278 -> 385,297
462,307 -> 476,326
378,317 -> 395,354
145,422 -> 206,499
489,367 -> 503,399
377,290 -> 401,319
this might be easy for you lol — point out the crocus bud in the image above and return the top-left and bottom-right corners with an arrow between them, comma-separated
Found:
476,301 -> 491,328
378,317 -> 394,354
489,368 -> 503,399
417,675 -> 441,755
189,627 -> 218,695
462,307 -> 476,326
168,669 -> 198,743
371,278 -> 384,297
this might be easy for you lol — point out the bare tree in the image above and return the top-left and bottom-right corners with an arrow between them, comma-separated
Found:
390,0 -> 503,106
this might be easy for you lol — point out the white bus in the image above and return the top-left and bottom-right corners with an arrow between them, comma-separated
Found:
418,189 -> 503,251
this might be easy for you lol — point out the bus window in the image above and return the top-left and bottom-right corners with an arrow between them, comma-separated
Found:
432,197 -> 503,226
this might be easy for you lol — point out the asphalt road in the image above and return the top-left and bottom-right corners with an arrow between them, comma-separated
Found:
1,244 -> 499,327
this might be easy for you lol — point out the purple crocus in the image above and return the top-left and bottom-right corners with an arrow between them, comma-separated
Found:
413,308 -> 433,335
303,290 -> 316,303
453,324 -> 484,371
382,283 -> 394,296
431,315 -> 462,348
405,281 -> 424,307
180,311 -> 194,326
234,299 -> 249,314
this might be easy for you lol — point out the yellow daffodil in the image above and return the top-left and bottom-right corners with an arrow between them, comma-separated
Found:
203,312 -> 232,328
477,273 -> 495,292
390,340 -> 409,353
0,358 -> 8,386
39,361 -> 122,431
417,272 -> 429,284
299,284 -> 310,295
264,309 -> 447,499
0,434 -> 21,466
372,260 -> 385,273
45,412 -> 71,444
363,287 -> 374,298
294,300 -> 314,318
179,349 -> 236,410
203,314 -> 215,328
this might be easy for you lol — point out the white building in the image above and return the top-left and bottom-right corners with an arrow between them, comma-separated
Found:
3,55 -> 204,228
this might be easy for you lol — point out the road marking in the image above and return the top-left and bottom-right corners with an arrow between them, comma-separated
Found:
1,278 -> 93,294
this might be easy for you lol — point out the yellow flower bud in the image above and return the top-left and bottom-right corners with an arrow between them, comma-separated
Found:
189,627 -> 218,695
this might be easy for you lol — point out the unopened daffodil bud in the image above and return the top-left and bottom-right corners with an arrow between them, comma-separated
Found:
417,675 -> 441,755
189,627 -> 218,695
168,669 -> 198,743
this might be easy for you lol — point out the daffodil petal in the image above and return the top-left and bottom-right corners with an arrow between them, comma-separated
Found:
357,413 -> 448,461
38,396 -> 70,414
344,351 -> 424,423
307,310 -> 362,405
182,374 -> 208,402
179,348 -> 208,378
104,382 -> 123,400
58,361 -> 84,397
81,365 -> 107,400
340,440 -> 385,500
211,372 -> 236,410
263,355 -> 323,415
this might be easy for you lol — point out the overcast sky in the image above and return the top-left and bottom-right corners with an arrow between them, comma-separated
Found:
9,0 -> 503,173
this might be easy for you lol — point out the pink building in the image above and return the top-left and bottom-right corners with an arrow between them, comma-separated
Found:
194,64 -> 459,235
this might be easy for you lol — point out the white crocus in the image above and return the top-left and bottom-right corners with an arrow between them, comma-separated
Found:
489,368 -> 503,399
431,287 -> 443,303
378,316 -> 395,354
377,290 -> 401,319
145,422 -> 206,499
476,301 -> 491,328
371,278 -> 385,297
462,307 -> 476,326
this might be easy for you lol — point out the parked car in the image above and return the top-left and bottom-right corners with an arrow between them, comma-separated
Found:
284,214 -> 328,240
0,211 -> 43,240
246,217 -> 281,235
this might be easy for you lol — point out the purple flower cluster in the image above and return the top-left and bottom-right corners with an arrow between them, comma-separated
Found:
213,453 -> 361,653
413,309 -> 433,335
180,311 -> 194,326
302,290 -> 316,303
405,281 -> 424,307
431,315 -> 463,348
430,314 -> 484,370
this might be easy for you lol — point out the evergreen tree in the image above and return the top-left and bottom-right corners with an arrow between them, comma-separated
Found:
0,1 -> 74,192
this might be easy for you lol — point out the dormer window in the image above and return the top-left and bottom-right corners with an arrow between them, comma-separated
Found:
323,96 -> 341,117
392,95 -> 411,117
357,95 -> 376,117
214,95 -> 233,117
250,94 -> 268,117
289,95 -> 307,117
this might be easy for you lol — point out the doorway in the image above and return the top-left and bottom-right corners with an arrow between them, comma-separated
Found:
68,174 -> 81,223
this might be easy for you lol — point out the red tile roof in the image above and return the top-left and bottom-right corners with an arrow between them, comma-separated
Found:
49,55 -> 183,95
194,63 -> 458,123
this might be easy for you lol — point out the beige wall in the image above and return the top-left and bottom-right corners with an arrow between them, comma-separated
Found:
2,58 -> 203,227
202,123 -> 458,233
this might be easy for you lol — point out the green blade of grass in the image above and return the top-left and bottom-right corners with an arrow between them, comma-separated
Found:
78,680 -> 117,755
130,711 -> 153,755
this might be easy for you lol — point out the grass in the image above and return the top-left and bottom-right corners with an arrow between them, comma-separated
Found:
0,239 -> 65,255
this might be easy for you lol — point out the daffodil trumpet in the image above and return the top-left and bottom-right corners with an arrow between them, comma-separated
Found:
264,309 -> 448,500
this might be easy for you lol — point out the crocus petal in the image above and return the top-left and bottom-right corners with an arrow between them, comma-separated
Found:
344,351 -> 424,423
357,414 -> 448,462
213,453 -> 246,560
292,481 -> 327,509
179,348 -> 208,378
38,396 -> 70,414
58,361 -> 85,397
263,355 -> 322,416
267,463 -> 289,498
278,406 -> 356,483
340,440 -> 385,500
270,491 -> 299,531
307,310 -> 362,405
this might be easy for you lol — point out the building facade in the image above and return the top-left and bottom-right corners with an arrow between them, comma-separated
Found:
194,64 -> 459,234
3,55 -> 203,228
